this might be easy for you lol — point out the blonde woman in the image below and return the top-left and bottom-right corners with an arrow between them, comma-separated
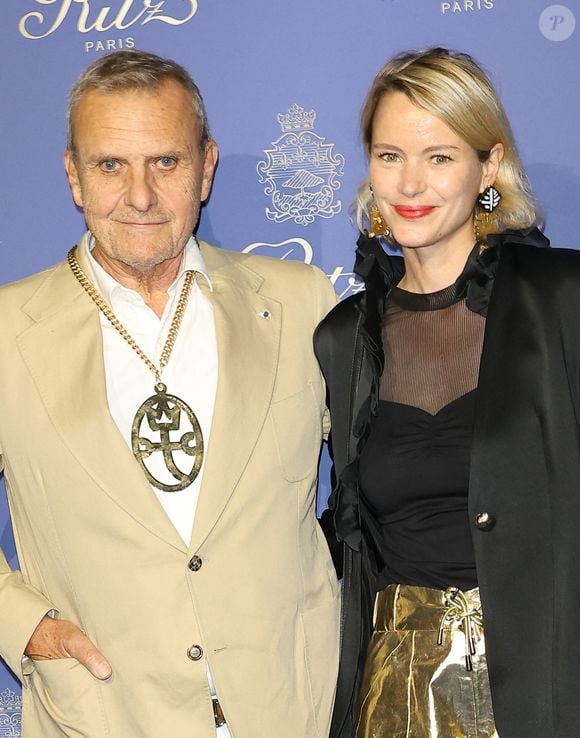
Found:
316,47 -> 580,738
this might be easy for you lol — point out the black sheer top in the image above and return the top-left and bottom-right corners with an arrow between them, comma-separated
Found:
359,249 -> 485,591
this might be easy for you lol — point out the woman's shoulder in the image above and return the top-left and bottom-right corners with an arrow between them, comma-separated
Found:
505,242 -> 580,281
495,241 -> 580,320
314,292 -> 366,370
315,292 -> 365,343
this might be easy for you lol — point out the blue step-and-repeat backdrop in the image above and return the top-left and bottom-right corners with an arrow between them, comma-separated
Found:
1,0 -> 578,730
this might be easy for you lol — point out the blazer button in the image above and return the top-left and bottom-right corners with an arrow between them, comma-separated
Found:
188,556 -> 202,572
474,512 -> 496,531
187,644 -> 204,661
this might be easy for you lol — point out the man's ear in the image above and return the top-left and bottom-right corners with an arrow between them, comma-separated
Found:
64,149 -> 84,208
200,139 -> 218,202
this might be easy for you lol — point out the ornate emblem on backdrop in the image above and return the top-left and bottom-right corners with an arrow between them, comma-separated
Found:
0,688 -> 22,737
257,104 -> 344,226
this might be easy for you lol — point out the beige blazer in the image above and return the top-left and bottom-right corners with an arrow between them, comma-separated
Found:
0,241 -> 340,738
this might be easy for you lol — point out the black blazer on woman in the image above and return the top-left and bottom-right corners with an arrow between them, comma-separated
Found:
315,229 -> 580,738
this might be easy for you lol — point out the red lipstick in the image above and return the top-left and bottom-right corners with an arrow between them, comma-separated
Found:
394,206 -> 435,219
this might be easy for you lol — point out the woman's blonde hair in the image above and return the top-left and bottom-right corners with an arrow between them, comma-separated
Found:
356,47 -> 538,241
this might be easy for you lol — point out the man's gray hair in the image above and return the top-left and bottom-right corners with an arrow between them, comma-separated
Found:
67,49 -> 211,152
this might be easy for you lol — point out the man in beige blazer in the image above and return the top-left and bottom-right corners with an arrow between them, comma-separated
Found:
0,50 -> 339,737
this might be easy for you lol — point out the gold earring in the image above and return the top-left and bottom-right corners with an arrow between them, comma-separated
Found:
473,213 -> 486,247
369,204 -> 391,238
473,185 -> 501,245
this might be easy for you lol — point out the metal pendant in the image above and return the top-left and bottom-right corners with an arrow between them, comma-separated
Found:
131,383 -> 204,492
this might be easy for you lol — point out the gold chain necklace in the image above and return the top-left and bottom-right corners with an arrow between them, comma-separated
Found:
67,246 -> 204,492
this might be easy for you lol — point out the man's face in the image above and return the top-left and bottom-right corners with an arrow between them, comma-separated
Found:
64,80 -> 217,274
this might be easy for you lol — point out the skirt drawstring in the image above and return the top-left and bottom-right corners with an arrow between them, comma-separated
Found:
437,586 -> 484,671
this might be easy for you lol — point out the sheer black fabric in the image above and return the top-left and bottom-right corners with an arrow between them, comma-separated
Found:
380,288 -> 485,415
359,259 -> 484,590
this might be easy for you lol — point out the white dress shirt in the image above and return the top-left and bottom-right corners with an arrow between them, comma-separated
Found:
81,234 -> 231,737
82,232 -> 217,545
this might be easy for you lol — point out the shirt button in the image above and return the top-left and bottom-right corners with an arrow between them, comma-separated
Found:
188,556 -> 203,572
187,645 -> 203,661
474,512 -> 496,531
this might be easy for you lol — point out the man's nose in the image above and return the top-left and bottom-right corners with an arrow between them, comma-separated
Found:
124,166 -> 158,212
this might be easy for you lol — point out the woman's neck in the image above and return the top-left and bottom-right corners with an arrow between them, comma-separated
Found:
398,239 -> 476,294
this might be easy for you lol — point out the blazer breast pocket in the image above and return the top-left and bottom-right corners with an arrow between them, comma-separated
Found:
269,384 -> 323,482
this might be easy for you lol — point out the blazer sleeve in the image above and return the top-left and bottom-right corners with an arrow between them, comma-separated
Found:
315,297 -> 364,580
0,450 -> 55,679
0,552 -> 55,680
310,266 -> 338,439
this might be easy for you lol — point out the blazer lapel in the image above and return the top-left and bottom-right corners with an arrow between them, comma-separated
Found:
17,255 -> 187,553
189,245 -> 281,552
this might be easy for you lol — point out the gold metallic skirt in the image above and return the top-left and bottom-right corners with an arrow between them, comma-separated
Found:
357,584 -> 498,738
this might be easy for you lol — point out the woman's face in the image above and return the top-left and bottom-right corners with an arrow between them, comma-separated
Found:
369,91 -> 501,254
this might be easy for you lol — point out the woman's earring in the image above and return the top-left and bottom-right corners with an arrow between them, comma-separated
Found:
369,204 -> 391,238
474,185 -> 501,245
477,185 -> 501,212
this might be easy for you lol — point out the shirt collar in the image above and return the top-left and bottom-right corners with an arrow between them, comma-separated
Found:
79,231 -> 213,307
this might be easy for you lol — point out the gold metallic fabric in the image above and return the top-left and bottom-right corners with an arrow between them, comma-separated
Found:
357,584 -> 498,738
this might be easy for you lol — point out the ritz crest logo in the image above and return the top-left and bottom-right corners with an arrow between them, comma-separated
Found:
18,0 -> 199,41
0,687 -> 22,736
257,104 -> 344,226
